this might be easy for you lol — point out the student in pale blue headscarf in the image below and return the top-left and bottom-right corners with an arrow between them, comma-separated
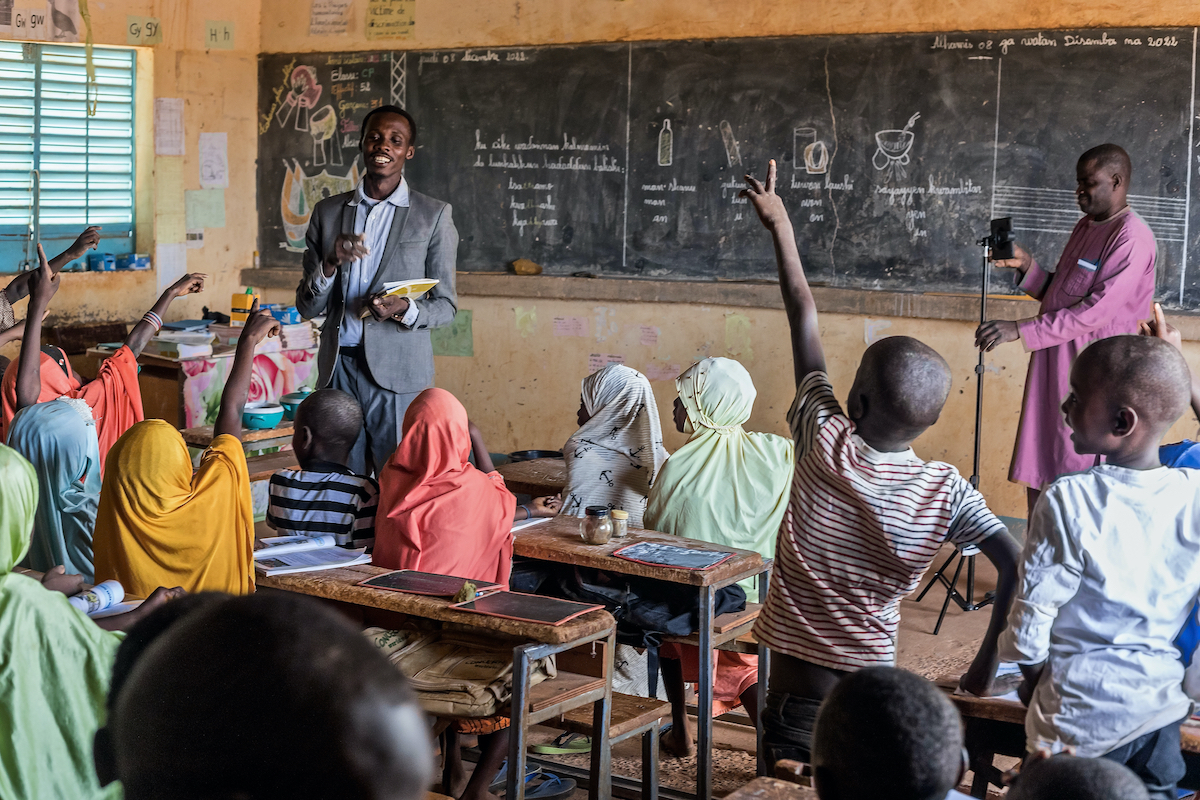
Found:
7,398 -> 101,582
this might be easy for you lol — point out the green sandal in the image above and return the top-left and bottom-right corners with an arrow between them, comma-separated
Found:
528,731 -> 591,755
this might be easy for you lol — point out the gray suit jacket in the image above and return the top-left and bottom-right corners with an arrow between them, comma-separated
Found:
296,187 -> 459,395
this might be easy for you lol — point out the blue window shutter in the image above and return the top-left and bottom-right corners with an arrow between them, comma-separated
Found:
0,42 -> 135,273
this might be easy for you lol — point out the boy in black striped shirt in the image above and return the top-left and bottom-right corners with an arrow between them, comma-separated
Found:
267,389 -> 378,550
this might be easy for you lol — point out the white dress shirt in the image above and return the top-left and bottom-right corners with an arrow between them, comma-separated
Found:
311,178 -> 419,347
999,464 -> 1200,756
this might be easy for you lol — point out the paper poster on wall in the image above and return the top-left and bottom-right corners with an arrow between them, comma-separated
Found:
204,19 -> 234,50
185,189 -> 226,229
155,243 -> 188,297
48,0 -> 79,42
12,3 -> 47,39
365,0 -> 414,40
154,98 -> 185,156
309,0 -> 352,36
199,132 -> 228,189
127,15 -> 162,45
431,310 -> 473,357
0,1 -> 12,36
155,156 -> 186,244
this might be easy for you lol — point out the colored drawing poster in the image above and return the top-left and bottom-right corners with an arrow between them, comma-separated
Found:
431,309 -> 473,357
309,0 -> 352,36
185,189 -> 226,229
199,132 -> 228,188
365,0 -> 414,40
256,52 -> 391,262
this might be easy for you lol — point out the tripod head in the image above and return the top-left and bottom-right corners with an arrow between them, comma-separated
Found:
977,217 -> 1015,260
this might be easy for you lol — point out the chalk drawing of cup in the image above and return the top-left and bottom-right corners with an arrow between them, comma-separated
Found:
309,105 -> 338,167
804,141 -> 828,175
872,113 -> 920,182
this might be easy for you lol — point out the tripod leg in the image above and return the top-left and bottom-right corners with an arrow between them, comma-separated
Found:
916,548 -> 959,602
934,552 -> 966,636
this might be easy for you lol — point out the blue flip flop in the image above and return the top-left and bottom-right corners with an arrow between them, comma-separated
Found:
525,772 -> 577,800
489,759 -> 541,793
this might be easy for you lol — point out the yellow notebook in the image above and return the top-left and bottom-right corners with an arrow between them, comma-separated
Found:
358,279 -> 440,319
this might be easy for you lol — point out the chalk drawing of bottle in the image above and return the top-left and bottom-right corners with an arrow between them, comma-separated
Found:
658,119 -> 673,167
873,112 -> 920,182
310,105 -> 339,167
719,120 -> 741,167
793,127 -> 829,175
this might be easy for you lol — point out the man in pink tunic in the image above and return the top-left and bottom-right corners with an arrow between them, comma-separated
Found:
976,144 -> 1157,516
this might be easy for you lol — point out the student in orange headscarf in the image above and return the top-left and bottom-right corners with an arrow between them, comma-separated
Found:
374,387 -> 559,800
1,243 -> 206,473
374,387 -> 559,584
92,305 -> 281,599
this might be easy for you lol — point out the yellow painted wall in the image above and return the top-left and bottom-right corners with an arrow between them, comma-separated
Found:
0,0 -> 261,357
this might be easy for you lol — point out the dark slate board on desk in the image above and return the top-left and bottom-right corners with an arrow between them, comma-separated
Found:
258,29 -> 1200,306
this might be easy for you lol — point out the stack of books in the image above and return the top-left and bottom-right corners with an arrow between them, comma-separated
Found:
279,322 -> 316,350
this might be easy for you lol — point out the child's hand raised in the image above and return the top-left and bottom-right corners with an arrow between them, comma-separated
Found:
1139,302 -> 1183,352
237,302 -> 282,348
739,159 -> 790,231
65,226 -> 101,261
28,244 -> 60,306
168,272 -> 207,298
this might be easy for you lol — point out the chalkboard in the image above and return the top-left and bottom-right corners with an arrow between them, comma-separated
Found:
257,29 -> 1200,307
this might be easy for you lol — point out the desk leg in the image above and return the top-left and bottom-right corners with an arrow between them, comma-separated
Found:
588,630 -> 615,800
755,568 -> 771,778
697,585 -> 715,800
510,645 -> 532,800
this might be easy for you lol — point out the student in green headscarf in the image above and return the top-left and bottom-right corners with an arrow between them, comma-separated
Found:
8,399 -> 102,582
0,444 -> 181,800
644,357 -> 793,757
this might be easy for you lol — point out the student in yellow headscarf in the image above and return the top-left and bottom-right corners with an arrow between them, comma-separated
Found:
0,444 -> 181,800
93,307 -> 281,598
644,357 -> 793,758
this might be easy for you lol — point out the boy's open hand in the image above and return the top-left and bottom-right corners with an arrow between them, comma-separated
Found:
28,244 -> 60,306
740,159 -> 790,231
168,272 -> 207,298
1139,302 -> 1183,352
238,302 -> 282,347
65,226 -> 102,261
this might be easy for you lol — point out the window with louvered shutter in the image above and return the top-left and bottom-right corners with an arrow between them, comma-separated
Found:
0,41 -> 136,273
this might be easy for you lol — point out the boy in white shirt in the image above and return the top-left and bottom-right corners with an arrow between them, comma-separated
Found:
999,333 -> 1200,800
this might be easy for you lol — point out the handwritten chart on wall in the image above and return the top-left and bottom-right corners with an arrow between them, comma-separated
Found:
257,30 -> 1200,307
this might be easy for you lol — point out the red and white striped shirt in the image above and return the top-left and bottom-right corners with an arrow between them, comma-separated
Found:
754,371 -> 1005,671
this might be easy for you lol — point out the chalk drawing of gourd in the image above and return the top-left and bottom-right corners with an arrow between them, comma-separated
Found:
873,112 -> 920,182
279,159 -> 361,252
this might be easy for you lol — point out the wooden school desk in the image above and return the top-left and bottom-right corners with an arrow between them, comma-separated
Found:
496,457 -> 566,497
513,516 -> 772,800
180,421 -> 295,452
258,564 -> 618,800
936,679 -> 1200,796
722,777 -> 817,800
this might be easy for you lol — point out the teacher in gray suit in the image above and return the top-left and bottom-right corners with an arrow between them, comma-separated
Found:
296,105 -> 458,474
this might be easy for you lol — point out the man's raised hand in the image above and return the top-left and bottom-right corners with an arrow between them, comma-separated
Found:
739,159 -> 790,231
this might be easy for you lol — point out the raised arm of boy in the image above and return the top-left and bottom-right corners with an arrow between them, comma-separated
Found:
741,159 -> 825,384
213,304 -> 281,441
1141,303 -> 1200,420
15,244 -> 58,410
3,226 -> 100,303
122,273 -> 207,358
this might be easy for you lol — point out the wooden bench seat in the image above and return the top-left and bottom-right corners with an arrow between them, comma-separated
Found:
542,690 -> 669,800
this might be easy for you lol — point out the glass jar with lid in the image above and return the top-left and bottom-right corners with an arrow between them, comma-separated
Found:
581,506 -> 614,545
610,509 -> 629,538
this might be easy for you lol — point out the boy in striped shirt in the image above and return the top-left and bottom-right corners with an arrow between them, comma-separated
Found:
741,161 -> 1021,769
267,389 -> 378,550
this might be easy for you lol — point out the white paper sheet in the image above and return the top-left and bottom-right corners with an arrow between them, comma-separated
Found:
155,242 -> 187,297
154,97 -> 185,156
199,131 -> 228,188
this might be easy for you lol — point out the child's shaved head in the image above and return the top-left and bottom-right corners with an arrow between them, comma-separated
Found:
812,667 -> 963,800
296,388 -> 364,452
107,593 -> 433,800
855,336 -> 952,437
1074,335 -> 1191,426
1008,755 -> 1148,800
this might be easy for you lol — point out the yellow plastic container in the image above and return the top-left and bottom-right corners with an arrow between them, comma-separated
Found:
231,291 -> 259,325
